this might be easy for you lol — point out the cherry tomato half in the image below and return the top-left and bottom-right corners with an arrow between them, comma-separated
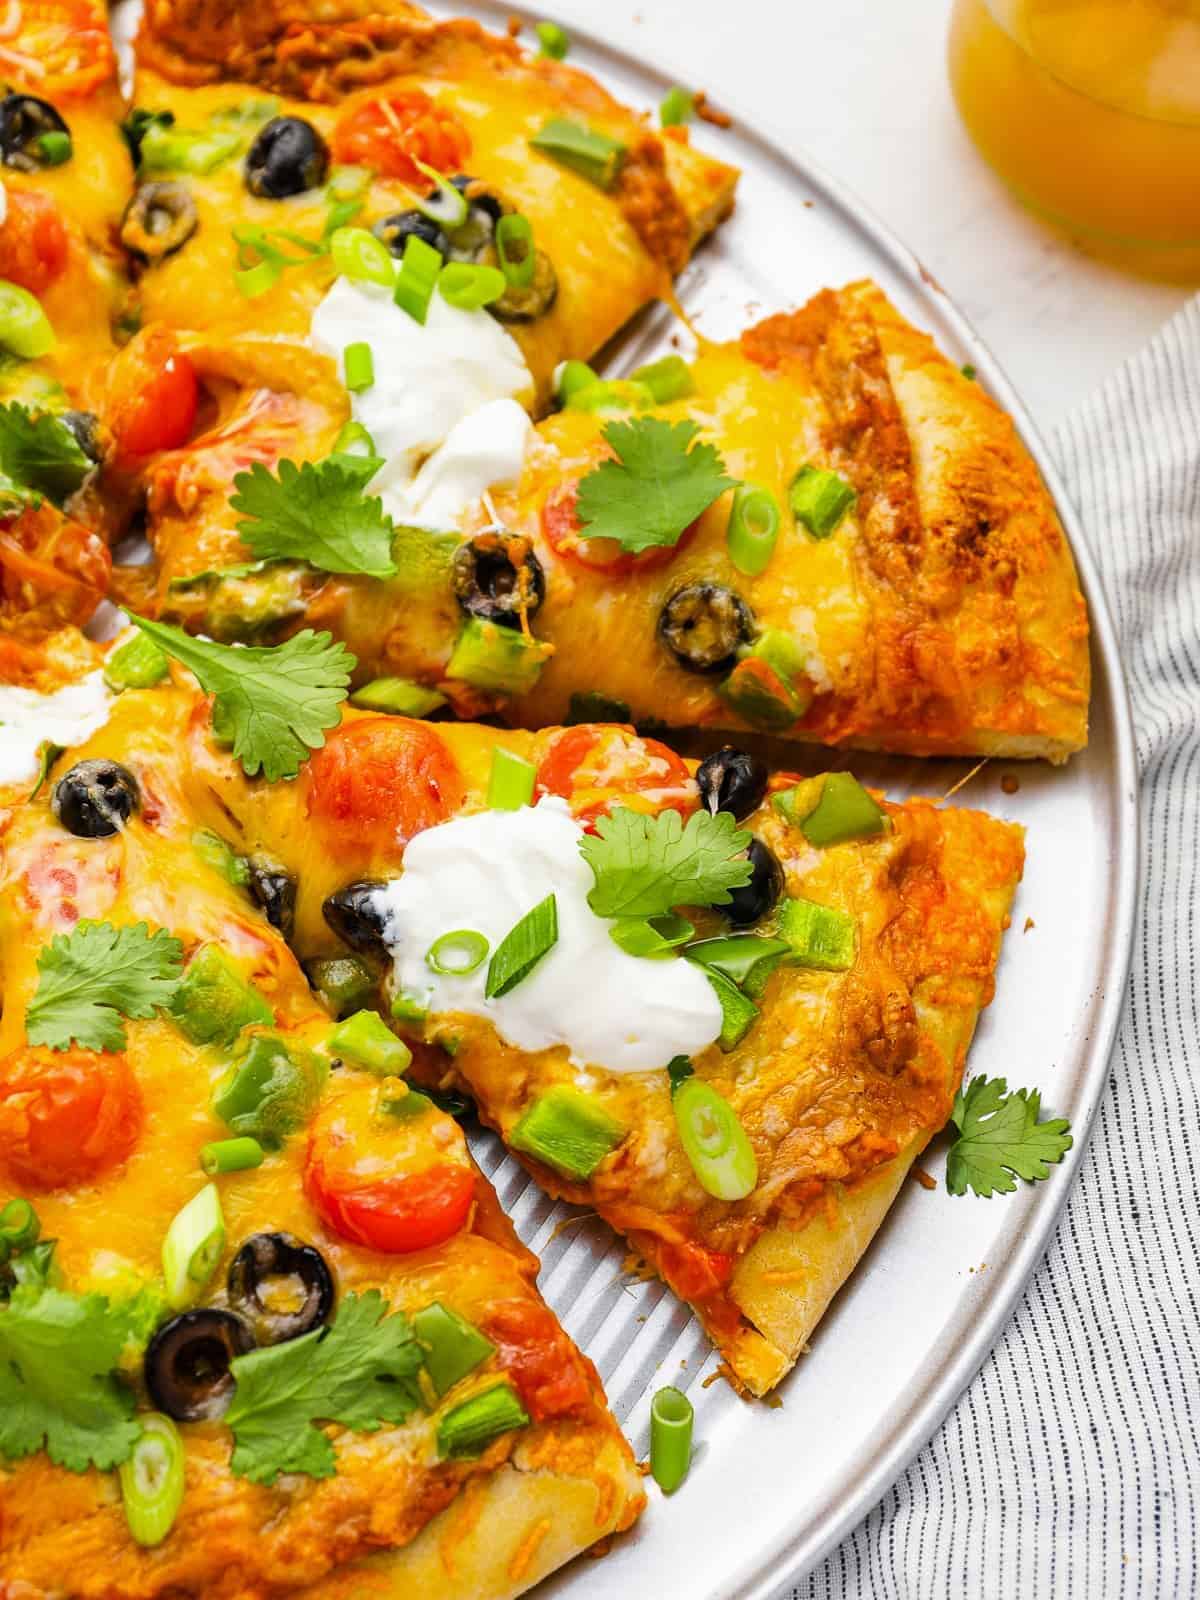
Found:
331,90 -> 471,186
107,327 -> 199,466
16,0 -> 117,99
0,1045 -> 143,1191
307,716 -> 466,856
305,1079 -> 475,1254
0,191 -> 69,297
536,725 -> 697,827
541,480 -> 699,576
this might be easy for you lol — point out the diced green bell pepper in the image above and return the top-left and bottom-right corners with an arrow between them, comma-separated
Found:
719,629 -> 812,731
413,1302 -> 494,1396
446,618 -> 553,697
305,955 -> 376,1019
703,968 -> 759,1051
328,1009 -> 412,1075
684,934 -> 791,991
510,1086 -> 626,1181
350,676 -> 447,717
773,771 -> 889,847
171,945 -> 272,1046
211,1033 -> 327,1147
777,896 -> 857,971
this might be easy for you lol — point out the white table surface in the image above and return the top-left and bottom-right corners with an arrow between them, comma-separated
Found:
537,0 -> 1193,434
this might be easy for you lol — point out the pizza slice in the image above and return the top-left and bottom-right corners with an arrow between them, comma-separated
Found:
0,685 -> 644,1595
114,629 -> 1025,1396
123,2 -> 736,406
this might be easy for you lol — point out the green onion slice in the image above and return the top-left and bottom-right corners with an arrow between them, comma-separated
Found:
343,340 -> 374,393
0,1198 -> 40,1252
609,913 -> 695,959
555,358 -> 598,406
530,117 -> 627,190
667,1055 -> 694,1095
487,746 -> 537,810
104,632 -> 170,691
427,929 -> 491,978
510,1085 -> 625,1180
486,894 -> 558,997
660,86 -> 696,127
438,262 -> 506,311
233,258 -> 281,299
332,419 -> 377,458
0,279 -> 54,358
726,483 -> 781,577
630,354 -> 695,405
437,1381 -> 530,1459
329,1008 -> 414,1074
790,464 -> 857,539
413,1301 -> 495,1395
535,19 -> 570,59
566,376 -> 653,416
118,1414 -> 186,1548
650,1385 -> 694,1493
200,1136 -> 265,1176
412,158 -> 470,230
495,213 -> 536,288
393,233 -> 442,324
162,1182 -> 226,1311
673,1078 -> 757,1200
329,225 -> 395,287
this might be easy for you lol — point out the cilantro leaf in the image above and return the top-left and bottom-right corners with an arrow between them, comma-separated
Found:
0,403 -> 91,509
946,1075 -> 1073,1198
26,920 -> 184,1052
231,457 -> 398,579
575,417 -> 735,554
0,1285 -> 140,1472
129,615 -> 355,782
225,1290 -> 424,1484
580,806 -> 753,919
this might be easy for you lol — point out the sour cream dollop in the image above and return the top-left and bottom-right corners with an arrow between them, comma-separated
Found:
0,670 -> 112,787
390,396 -> 532,530
372,798 -> 724,1074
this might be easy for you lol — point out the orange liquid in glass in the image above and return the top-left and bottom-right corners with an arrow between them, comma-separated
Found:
948,0 -> 1200,278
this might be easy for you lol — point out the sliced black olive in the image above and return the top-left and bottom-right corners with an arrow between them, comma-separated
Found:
227,1232 -> 334,1346
697,747 -> 768,822
120,181 -> 198,261
247,859 -> 296,942
445,176 -> 504,261
658,584 -> 754,675
373,210 -> 449,260
322,880 -> 391,959
145,1309 -> 254,1422
0,95 -> 70,173
52,759 -> 139,838
59,410 -> 103,466
452,533 -> 545,629
725,838 -> 784,926
450,175 -> 504,226
490,250 -> 558,323
244,116 -> 329,199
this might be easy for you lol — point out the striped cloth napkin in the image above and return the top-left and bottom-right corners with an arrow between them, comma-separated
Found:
789,297 -> 1200,1599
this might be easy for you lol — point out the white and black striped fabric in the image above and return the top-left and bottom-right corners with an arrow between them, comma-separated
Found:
792,297 -> 1200,1600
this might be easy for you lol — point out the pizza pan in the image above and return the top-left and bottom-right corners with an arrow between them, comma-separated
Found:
427,4 -> 1139,1594
107,3 -> 1139,1592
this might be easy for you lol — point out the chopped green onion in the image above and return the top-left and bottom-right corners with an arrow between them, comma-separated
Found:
659,86 -> 696,127
684,934 -> 790,989
535,19 -> 570,59
211,1033 -> 327,1147
650,1385 -> 693,1493
234,258 -> 282,299
190,828 -> 250,886
777,896 -> 856,970
437,1381 -> 530,1458
510,1085 -> 625,1180
391,989 -> 430,1025
564,689 -> 630,724
332,419 -> 377,458
162,1182 -> 225,1310
350,676 -> 447,717
0,280 -> 54,358
171,945 -> 272,1047
704,968 -> 758,1050
609,913 -> 694,959
200,1136 -> 265,1176
413,1301 -> 495,1395
726,484 -> 781,577
486,893 -> 558,997
673,1078 -> 757,1199
487,746 -> 537,810
0,1198 -> 39,1252
36,130 -> 72,166
104,632 -> 169,691
438,262 -> 506,311
530,117 -> 627,191
411,159 -> 469,230
667,1055 -> 694,1094
329,225 -> 395,287
790,465 -> 857,539
141,124 -> 239,175
118,1414 -> 186,1548
773,771 -> 889,847
305,954 -> 376,1018
329,1008 -> 413,1074
630,354 -> 695,404
427,929 -> 490,978
566,377 -> 653,415
393,233 -> 442,324
494,212 -> 536,288
555,359 -> 599,406
343,341 -> 374,393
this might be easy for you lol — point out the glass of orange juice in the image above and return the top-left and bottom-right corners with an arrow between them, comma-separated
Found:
948,0 -> 1200,279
